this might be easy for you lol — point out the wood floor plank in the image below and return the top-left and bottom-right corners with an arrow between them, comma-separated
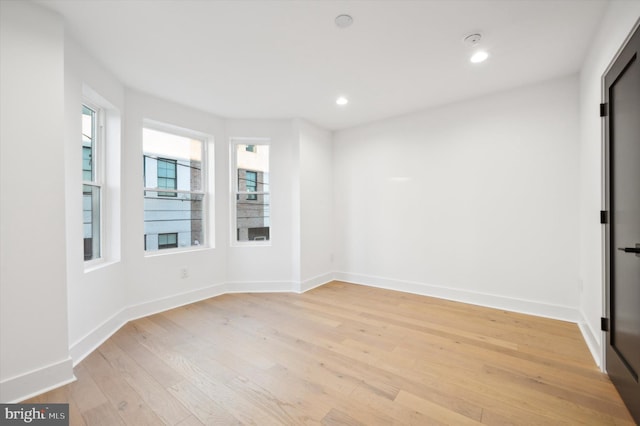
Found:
23,281 -> 635,425
97,339 -> 192,425
82,349 -> 166,425
166,380 -> 241,425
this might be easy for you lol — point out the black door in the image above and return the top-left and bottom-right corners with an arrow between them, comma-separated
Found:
604,24 -> 640,423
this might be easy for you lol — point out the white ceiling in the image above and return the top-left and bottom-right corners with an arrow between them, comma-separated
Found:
39,0 -> 608,130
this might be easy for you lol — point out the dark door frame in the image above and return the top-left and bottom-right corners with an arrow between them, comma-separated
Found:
602,19 -> 640,424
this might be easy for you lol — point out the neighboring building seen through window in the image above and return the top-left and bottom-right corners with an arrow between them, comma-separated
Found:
158,233 -> 178,249
82,104 -> 101,261
157,158 -> 177,197
143,127 -> 206,252
234,142 -> 270,242
244,170 -> 258,200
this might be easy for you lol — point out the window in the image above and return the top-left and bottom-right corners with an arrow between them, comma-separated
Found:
243,170 -> 258,200
232,140 -> 270,243
157,158 -> 177,197
82,104 -> 101,261
158,233 -> 178,249
143,126 -> 207,252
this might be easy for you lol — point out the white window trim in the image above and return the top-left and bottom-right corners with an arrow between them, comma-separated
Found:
83,101 -> 105,267
230,137 -> 271,247
143,120 -> 212,256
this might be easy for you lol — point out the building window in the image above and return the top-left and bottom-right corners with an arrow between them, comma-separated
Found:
157,158 -> 177,197
82,104 -> 101,261
232,140 -> 270,243
243,170 -> 258,200
158,233 -> 178,249
143,126 -> 207,252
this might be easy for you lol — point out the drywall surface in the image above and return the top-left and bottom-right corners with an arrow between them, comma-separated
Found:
64,35 -> 127,362
0,1 -> 73,402
298,120 -> 334,290
578,1 -> 640,366
333,75 -> 580,318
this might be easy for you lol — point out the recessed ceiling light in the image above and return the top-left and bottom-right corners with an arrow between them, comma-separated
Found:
470,51 -> 489,63
335,14 -> 353,29
336,96 -> 348,105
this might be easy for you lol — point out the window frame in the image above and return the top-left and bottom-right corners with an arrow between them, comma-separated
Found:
82,101 -> 105,265
143,121 -> 211,255
230,137 -> 271,247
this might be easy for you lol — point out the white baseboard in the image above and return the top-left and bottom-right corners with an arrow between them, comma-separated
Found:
68,280 -> 295,371
125,282 -> 227,322
68,280 -> 294,370
334,271 -> 580,323
69,310 -> 128,366
69,282 -> 227,366
578,310 -> 603,369
0,358 -> 75,403
299,272 -> 334,293
225,280 -> 295,293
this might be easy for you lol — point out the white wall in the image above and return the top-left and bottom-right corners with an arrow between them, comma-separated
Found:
578,2 -> 640,367
64,35 -> 127,364
333,75 -> 580,320
0,1 -> 74,402
298,120 -> 334,291
225,119 -> 298,291
124,90 -> 227,310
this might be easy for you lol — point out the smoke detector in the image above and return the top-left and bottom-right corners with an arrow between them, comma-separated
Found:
335,14 -> 353,29
463,33 -> 482,47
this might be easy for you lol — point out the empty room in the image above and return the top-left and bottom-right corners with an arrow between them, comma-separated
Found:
1,0 -> 639,424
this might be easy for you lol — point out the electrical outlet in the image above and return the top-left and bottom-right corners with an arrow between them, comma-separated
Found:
180,268 -> 188,279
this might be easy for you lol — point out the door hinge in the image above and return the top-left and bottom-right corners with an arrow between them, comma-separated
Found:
601,317 -> 610,332
600,103 -> 608,117
600,210 -> 608,224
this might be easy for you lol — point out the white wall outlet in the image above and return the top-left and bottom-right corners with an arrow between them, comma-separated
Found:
180,268 -> 188,279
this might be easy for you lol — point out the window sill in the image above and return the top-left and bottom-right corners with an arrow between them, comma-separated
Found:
84,258 -> 120,273
144,245 -> 213,258
230,241 -> 272,248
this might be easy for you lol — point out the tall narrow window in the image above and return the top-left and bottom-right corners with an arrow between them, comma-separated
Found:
233,140 -> 270,243
82,104 -> 101,261
143,126 -> 207,252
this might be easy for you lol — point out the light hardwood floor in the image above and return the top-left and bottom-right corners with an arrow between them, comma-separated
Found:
26,281 -> 634,425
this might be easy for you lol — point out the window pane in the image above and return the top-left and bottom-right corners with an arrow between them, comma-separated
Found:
143,128 -> 202,191
240,170 -> 258,200
144,190 -> 204,250
236,144 -> 269,192
83,184 -> 101,260
143,127 -> 205,252
82,105 -> 95,182
236,193 -> 270,242
82,146 -> 92,182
